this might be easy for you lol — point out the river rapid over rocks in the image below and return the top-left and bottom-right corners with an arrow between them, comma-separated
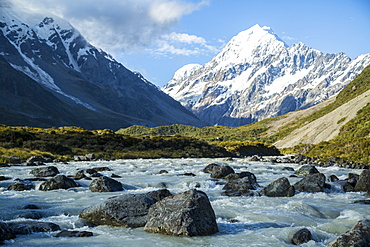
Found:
1,158 -> 369,246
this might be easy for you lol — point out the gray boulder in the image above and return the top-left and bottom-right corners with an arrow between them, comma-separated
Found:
39,175 -> 80,191
7,221 -> 60,235
354,170 -> 370,192
222,173 -> 259,196
18,211 -> 42,219
30,166 -> 59,177
294,173 -> 326,193
79,194 -> 157,227
291,228 -> 313,245
7,180 -> 33,191
327,219 -> 370,247
203,163 -> 219,173
210,165 -> 235,179
89,176 -> 123,192
144,189 -> 218,236
294,165 -> 319,176
0,222 -> 16,243
260,177 -> 295,197
74,154 -> 96,161
224,171 -> 254,181
146,189 -> 173,201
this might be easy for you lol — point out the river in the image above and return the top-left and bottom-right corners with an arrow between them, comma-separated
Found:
1,158 -> 369,246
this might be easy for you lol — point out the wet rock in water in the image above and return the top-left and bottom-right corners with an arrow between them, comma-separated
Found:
346,173 -> 359,187
294,173 -> 326,193
94,167 -> 111,172
7,221 -> 60,235
0,176 -> 11,181
203,163 -> 219,173
144,189 -> 218,236
22,204 -> 40,210
0,222 -> 16,243
224,172 -> 255,181
222,173 -> 259,196
354,170 -> 370,192
56,230 -> 93,237
38,175 -> 80,191
179,172 -> 196,177
18,211 -> 42,219
210,165 -> 235,179
111,173 -> 121,178
7,180 -> 33,191
260,177 -> 295,197
328,175 -> 339,182
354,199 -> 370,204
327,219 -> 370,247
74,170 -> 87,180
79,194 -> 157,228
30,166 -> 59,177
291,228 -> 313,245
158,170 -> 168,174
147,189 -> 173,201
23,156 -> 51,166
89,176 -> 123,192
282,167 -> 295,172
294,165 -> 320,176
85,168 -> 98,175
336,180 -> 354,192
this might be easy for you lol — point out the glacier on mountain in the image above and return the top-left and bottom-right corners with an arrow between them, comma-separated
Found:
163,24 -> 370,127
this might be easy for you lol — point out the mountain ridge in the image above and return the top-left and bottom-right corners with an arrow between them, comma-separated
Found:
0,2 -> 205,129
163,24 -> 370,127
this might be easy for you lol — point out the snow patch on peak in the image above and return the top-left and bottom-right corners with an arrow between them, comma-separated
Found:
173,63 -> 201,80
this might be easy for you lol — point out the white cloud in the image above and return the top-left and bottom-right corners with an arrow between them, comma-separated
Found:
9,0 -> 209,54
164,32 -> 206,44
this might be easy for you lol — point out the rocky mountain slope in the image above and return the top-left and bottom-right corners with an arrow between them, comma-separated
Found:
163,24 -> 370,127
0,1 -> 204,130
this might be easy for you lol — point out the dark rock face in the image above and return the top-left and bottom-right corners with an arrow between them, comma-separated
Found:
7,180 -> 34,191
38,175 -> 80,191
56,230 -> 93,237
210,165 -> 235,179
291,228 -> 313,245
7,221 -> 60,235
222,173 -> 259,196
294,165 -> 320,176
260,177 -> 295,197
89,176 -> 123,192
294,173 -> 326,193
30,166 -> 59,177
0,222 -> 16,243
18,211 -> 42,220
144,189 -> 218,236
79,194 -> 157,228
224,172 -> 254,181
203,163 -> 220,173
327,219 -> 370,247
146,189 -> 173,201
74,154 -> 96,161
354,170 -> 370,192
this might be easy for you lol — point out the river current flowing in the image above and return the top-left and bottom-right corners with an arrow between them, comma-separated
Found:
1,158 -> 369,246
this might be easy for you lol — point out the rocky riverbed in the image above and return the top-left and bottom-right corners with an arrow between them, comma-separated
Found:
1,157 -> 370,246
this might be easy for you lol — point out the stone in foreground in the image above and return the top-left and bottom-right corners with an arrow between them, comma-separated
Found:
327,219 -> 370,247
144,189 -> 218,236
79,194 -> 157,228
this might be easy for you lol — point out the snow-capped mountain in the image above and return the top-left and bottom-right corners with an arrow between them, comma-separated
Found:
0,1 -> 205,129
163,24 -> 370,127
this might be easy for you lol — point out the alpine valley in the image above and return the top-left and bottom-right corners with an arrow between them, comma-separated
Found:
0,1 -> 205,130
163,24 -> 370,127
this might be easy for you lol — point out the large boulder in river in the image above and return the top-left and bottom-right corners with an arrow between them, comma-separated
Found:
203,163 -> 219,173
327,219 -> 370,247
294,173 -> 326,193
294,165 -> 319,176
260,177 -> 295,197
38,175 -> 80,191
210,165 -> 235,179
30,166 -> 59,177
89,176 -> 123,192
291,228 -> 313,245
354,170 -> 370,192
6,221 -> 60,235
79,194 -> 157,228
0,222 -> 16,243
144,189 -> 218,236
7,180 -> 33,191
222,173 -> 259,196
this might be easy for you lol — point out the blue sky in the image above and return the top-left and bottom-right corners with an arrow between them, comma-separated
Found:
13,0 -> 370,87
